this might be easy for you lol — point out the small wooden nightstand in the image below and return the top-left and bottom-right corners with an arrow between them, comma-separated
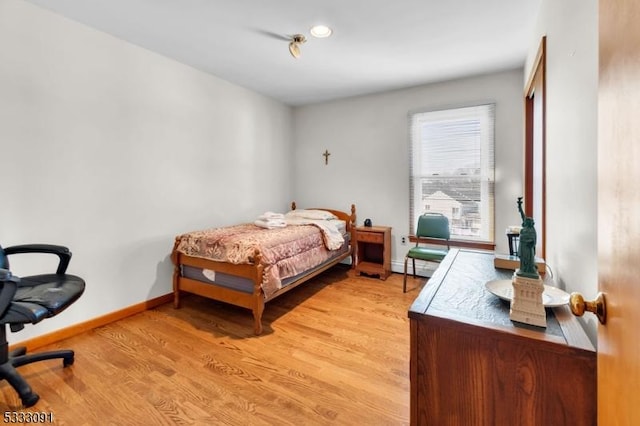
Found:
354,226 -> 391,280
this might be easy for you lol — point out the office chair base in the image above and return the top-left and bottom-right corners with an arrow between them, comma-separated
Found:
1,347 -> 75,407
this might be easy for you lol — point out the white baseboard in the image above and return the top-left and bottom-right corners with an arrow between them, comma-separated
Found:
390,259 -> 438,278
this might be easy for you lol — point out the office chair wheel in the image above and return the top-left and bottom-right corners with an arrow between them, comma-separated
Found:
21,391 -> 40,408
63,353 -> 74,367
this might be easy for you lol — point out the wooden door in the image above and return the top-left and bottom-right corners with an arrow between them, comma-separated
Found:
598,0 -> 640,423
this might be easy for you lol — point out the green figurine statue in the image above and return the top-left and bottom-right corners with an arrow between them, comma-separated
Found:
516,197 -> 539,278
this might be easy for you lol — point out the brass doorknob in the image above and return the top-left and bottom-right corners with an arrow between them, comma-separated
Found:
569,292 -> 606,324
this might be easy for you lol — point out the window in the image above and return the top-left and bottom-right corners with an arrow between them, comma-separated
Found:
409,103 -> 495,243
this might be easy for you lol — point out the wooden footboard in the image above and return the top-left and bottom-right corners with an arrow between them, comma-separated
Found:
171,246 -> 267,334
171,202 -> 356,335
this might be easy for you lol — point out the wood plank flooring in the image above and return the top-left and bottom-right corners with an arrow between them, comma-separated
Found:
0,266 -> 426,425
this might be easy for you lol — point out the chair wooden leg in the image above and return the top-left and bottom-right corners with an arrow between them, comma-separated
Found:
403,256 -> 409,293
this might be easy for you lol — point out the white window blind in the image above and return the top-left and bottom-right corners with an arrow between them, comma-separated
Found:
409,103 -> 495,243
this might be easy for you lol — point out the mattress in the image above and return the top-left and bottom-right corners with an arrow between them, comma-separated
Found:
181,232 -> 350,295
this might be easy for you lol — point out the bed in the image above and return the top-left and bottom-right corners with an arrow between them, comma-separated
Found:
171,202 -> 356,335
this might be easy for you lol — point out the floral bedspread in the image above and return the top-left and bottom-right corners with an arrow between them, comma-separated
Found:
175,222 -> 346,297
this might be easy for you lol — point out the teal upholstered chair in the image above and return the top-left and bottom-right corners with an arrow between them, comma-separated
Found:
403,213 -> 450,292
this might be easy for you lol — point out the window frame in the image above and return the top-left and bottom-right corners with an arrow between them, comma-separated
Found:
408,102 -> 496,251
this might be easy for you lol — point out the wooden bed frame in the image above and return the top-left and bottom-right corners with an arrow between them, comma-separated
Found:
171,202 -> 356,335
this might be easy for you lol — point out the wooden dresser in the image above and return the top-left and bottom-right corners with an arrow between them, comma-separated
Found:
408,249 -> 596,426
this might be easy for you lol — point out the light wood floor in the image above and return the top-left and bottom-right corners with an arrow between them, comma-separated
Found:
0,266 -> 426,425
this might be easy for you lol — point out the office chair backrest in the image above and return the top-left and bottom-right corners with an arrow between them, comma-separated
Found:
416,213 -> 450,240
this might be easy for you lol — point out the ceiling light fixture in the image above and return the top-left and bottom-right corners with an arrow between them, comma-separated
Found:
289,34 -> 306,59
310,25 -> 332,38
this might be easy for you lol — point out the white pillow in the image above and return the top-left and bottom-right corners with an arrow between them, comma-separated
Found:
285,209 -> 338,220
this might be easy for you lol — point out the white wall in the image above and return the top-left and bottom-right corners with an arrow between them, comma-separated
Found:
292,69 -> 525,273
525,0 -> 598,343
3,0 -> 588,346
0,0 -> 293,342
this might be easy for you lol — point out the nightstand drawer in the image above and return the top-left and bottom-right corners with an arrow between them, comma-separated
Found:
357,231 -> 383,244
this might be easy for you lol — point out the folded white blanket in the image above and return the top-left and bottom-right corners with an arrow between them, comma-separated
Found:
254,219 -> 287,229
259,211 -> 285,221
285,217 -> 344,250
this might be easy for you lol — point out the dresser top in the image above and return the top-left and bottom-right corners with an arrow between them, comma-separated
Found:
409,249 -> 595,351
355,226 -> 391,232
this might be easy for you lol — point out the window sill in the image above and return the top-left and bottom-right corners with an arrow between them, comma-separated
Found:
408,236 -> 495,251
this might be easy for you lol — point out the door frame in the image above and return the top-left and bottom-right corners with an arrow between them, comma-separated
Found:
524,36 -> 547,260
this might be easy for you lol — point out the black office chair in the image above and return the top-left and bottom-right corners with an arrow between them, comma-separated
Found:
403,213 -> 450,293
0,244 -> 85,407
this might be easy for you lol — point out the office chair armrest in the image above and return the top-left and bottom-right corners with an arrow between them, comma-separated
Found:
0,268 -> 20,316
3,244 -> 72,274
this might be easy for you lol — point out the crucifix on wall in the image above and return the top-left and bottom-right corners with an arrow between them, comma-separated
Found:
323,149 -> 331,165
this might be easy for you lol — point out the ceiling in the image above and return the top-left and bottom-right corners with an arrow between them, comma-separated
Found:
25,0 -> 541,106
